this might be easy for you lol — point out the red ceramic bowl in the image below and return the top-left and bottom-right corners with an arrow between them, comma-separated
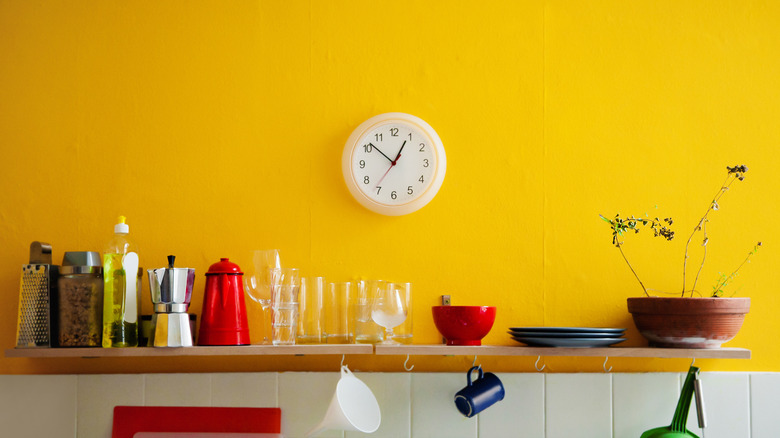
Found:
432,306 -> 496,346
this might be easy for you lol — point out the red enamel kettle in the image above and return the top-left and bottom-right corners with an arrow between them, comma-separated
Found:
198,258 -> 251,345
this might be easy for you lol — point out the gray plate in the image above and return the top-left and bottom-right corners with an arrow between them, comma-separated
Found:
509,327 -> 626,334
508,331 -> 620,339
510,336 -> 627,348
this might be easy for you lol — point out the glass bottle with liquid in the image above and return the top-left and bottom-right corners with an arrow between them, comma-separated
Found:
102,216 -> 141,347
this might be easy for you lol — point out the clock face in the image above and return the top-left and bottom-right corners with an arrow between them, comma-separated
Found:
343,113 -> 446,215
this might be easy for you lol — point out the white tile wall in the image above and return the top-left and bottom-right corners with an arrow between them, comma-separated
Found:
685,372 -> 751,438
346,372 -> 411,438
0,374 -> 77,438
410,373 -> 477,438
0,372 -> 778,438
477,373 -> 544,438
278,372 -> 342,438
144,373 -> 212,406
546,373 -> 612,438
211,372 -> 277,407
77,374 -> 144,438
612,373 -> 679,437
750,373 -> 780,438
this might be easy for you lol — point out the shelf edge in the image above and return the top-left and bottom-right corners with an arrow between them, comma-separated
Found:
4,344 -> 374,358
5,344 -> 751,360
373,345 -> 751,359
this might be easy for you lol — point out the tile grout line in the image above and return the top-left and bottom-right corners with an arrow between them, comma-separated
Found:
409,372 -> 414,438
73,374 -> 79,438
543,373 -> 547,438
274,372 -> 279,408
609,373 -> 614,438
748,373 -> 753,438
208,373 -> 213,406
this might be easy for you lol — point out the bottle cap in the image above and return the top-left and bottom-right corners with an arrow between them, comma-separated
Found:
114,215 -> 129,234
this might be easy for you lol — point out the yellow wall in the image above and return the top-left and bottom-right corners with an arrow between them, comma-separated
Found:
1,0 -> 778,374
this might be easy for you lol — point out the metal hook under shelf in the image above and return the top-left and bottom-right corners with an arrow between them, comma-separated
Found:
535,356 -> 546,372
472,355 -> 480,369
603,356 -> 612,373
404,354 -> 414,371
341,354 -> 345,368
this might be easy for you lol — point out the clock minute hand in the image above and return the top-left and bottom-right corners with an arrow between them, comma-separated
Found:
369,143 -> 394,163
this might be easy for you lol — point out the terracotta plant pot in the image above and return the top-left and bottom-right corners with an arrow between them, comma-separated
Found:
627,297 -> 750,348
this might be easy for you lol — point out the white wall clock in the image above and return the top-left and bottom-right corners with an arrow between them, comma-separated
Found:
342,112 -> 446,216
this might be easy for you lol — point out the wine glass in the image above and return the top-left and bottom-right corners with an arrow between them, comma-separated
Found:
371,282 -> 407,345
244,249 -> 281,344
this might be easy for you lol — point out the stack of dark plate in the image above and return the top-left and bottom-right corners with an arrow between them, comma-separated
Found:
508,327 -> 626,347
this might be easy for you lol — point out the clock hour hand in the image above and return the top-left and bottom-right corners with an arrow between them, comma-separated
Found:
392,140 -> 406,163
369,143 -> 394,163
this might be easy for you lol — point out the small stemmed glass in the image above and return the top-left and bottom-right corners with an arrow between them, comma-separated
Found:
371,282 -> 407,345
244,249 -> 280,344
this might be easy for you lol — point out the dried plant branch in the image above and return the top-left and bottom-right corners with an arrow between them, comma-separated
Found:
600,214 -> 674,297
689,220 -> 708,297
615,240 -> 650,297
682,166 -> 746,296
602,164 -> 758,299
712,242 -> 762,297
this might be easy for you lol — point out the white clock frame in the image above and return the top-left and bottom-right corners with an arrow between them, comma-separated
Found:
342,112 -> 446,216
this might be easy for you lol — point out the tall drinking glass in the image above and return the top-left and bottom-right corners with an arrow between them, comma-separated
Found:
244,249 -> 280,344
297,276 -> 324,344
391,282 -> 413,344
324,282 -> 352,344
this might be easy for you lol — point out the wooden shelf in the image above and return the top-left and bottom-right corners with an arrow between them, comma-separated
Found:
374,344 -> 751,360
5,344 -> 750,360
4,344 -> 373,359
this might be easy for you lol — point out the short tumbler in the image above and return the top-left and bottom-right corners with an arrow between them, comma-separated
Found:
354,280 -> 384,344
272,285 -> 299,345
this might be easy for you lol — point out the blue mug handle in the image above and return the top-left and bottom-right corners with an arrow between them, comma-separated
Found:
467,366 -> 483,386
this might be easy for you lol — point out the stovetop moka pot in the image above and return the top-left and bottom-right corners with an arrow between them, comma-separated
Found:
147,255 -> 195,347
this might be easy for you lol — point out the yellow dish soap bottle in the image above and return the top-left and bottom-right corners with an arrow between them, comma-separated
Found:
102,216 -> 140,347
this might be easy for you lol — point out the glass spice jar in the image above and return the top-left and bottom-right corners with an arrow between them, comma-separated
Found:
58,265 -> 103,347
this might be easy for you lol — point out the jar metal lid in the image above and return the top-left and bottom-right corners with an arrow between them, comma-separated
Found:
60,265 -> 103,275
62,251 -> 101,267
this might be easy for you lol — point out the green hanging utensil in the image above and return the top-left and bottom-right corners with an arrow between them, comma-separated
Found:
641,366 -> 703,438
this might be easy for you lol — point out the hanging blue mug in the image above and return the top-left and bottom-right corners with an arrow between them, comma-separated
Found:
454,366 -> 505,417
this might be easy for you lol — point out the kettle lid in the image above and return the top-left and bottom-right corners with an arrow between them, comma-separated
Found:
206,257 -> 243,275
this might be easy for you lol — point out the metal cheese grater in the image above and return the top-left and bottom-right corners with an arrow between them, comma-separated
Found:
15,242 -> 59,348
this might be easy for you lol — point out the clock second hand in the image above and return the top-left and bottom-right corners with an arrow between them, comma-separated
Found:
374,141 -> 407,189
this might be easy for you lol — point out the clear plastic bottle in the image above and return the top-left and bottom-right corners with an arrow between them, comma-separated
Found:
102,216 -> 141,347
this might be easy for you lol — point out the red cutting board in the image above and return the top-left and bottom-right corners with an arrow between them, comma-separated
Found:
112,406 -> 282,438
